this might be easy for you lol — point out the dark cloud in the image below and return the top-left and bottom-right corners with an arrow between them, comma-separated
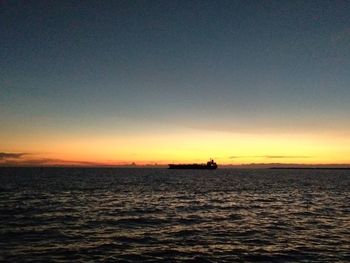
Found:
0,151 -> 119,166
0,152 -> 26,160
0,157 -> 112,167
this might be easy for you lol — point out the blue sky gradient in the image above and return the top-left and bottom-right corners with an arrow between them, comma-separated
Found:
1,0 -> 350,164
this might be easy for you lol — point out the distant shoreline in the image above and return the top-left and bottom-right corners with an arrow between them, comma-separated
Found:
270,167 -> 350,170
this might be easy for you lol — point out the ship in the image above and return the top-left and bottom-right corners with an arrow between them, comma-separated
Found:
168,159 -> 218,169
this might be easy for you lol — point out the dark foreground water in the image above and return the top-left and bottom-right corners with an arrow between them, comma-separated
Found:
0,168 -> 349,262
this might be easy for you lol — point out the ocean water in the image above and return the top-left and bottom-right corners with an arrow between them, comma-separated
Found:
0,168 -> 349,262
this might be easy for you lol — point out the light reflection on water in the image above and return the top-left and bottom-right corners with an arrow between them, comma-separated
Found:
0,168 -> 349,262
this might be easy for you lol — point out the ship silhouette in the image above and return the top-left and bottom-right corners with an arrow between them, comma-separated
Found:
168,159 -> 218,169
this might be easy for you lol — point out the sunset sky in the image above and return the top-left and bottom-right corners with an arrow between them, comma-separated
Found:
1,0 -> 350,166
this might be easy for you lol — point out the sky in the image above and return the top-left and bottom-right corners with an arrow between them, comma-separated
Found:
1,0 -> 350,166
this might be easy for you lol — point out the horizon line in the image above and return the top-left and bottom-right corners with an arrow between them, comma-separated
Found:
1,162 -> 350,169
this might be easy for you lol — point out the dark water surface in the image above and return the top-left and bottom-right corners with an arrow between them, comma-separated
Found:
0,168 -> 349,262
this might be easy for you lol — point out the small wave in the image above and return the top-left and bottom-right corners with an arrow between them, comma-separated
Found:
116,217 -> 169,226
0,167 -> 348,262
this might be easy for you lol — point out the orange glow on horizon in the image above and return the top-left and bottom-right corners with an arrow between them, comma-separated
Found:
1,128 -> 350,166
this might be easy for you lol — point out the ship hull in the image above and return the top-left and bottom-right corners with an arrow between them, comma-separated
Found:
168,164 -> 217,169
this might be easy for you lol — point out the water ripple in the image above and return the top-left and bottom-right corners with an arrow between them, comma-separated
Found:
0,167 -> 349,262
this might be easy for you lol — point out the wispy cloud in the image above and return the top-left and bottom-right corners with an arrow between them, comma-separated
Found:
331,27 -> 350,43
0,152 -> 26,160
0,150 -> 135,167
0,156 -> 120,167
229,155 -> 312,159
262,155 -> 311,159
187,120 -> 350,136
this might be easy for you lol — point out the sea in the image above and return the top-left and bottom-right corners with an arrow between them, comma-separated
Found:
0,167 -> 349,262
